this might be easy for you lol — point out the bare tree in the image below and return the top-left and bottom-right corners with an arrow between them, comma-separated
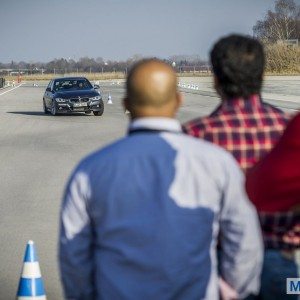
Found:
253,0 -> 300,42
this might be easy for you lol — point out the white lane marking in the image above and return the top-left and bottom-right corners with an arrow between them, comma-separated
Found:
0,83 -> 24,96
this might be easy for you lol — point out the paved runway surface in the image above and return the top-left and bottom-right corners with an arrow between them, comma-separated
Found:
0,78 -> 299,299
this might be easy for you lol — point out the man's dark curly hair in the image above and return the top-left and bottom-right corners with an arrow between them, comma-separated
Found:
210,34 -> 265,99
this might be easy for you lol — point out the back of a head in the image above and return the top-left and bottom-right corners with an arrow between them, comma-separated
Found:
210,34 -> 265,99
125,58 -> 179,117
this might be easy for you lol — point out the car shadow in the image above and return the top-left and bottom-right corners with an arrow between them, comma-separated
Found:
7,111 -> 89,117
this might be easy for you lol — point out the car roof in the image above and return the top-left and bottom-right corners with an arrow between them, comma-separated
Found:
53,77 -> 89,81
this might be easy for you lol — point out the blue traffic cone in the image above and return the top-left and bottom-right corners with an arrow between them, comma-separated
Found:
16,240 -> 47,299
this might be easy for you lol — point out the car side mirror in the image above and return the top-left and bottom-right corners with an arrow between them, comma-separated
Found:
46,87 -> 51,92
94,84 -> 100,89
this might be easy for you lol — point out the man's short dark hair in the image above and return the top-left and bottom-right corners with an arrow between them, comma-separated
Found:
210,34 -> 265,99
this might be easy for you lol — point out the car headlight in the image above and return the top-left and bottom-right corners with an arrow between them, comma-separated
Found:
55,98 -> 66,102
90,96 -> 101,101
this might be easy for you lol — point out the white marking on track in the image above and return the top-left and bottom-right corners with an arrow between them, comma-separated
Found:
0,83 -> 24,96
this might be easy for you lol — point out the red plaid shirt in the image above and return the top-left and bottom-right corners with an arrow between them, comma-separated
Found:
184,94 -> 293,249
183,94 -> 289,172
259,211 -> 299,250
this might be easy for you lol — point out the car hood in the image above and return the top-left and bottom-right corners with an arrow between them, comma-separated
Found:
54,89 -> 100,99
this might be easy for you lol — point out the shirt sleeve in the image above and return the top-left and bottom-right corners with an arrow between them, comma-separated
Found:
219,155 -> 263,299
59,168 -> 95,300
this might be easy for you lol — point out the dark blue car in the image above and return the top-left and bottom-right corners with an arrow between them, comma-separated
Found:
43,77 -> 104,116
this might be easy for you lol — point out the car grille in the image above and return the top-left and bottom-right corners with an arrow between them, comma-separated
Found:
70,97 -> 89,103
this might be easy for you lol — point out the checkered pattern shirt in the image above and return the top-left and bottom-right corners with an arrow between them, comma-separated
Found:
184,94 -> 293,249
259,212 -> 299,250
183,94 -> 289,172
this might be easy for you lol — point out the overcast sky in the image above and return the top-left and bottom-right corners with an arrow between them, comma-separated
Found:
0,0 -> 284,62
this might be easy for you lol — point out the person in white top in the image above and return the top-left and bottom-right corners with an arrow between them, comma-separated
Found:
59,58 -> 263,300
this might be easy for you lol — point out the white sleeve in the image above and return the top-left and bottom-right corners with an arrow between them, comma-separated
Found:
219,156 -> 263,298
59,170 -> 95,300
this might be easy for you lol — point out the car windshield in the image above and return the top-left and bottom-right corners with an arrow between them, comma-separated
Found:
53,79 -> 93,92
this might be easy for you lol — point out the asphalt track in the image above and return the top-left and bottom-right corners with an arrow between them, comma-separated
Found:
0,78 -> 299,299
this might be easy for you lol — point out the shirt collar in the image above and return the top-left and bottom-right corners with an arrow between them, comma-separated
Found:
129,117 -> 182,133
221,94 -> 262,109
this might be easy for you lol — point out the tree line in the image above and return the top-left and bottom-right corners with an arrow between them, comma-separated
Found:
0,54 -> 208,76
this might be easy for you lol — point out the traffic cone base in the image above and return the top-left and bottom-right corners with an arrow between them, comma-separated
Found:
18,297 -> 46,300
17,277 -> 46,297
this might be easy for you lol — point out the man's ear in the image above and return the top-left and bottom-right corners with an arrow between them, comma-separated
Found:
213,75 -> 218,90
123,97 -> 130,111
123,97 -> 133,117
213,75 -> 223,99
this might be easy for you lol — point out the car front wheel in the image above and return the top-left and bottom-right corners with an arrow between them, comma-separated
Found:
93,100 -> 104,116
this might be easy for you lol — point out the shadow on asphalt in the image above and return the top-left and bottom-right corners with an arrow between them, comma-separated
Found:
7,111 -> 89,117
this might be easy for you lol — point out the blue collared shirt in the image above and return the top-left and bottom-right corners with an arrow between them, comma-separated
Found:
59,117 -> 263,300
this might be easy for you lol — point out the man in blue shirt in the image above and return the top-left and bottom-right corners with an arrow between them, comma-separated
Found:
59,59 -> 263,300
